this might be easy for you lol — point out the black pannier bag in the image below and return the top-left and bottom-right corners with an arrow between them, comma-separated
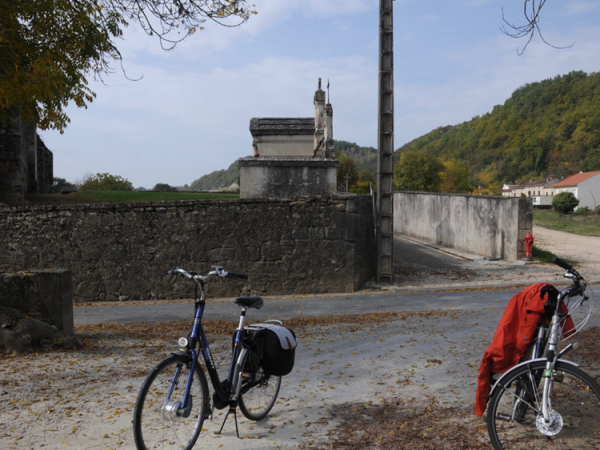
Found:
244,323 -> 297,377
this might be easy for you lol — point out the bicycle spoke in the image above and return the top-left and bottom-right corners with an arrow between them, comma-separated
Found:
133,356 -> 207,450
488,361 -> 600,449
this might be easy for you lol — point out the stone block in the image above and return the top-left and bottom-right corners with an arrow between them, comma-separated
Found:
325,227 -> 345,240
292,227 -> 309,240
0,270 -> 73,335
262,243 -> 283,261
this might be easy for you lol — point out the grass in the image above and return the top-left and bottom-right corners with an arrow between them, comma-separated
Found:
533,208 -> 600,237
25,190 -> 239,205
74,190 -> 239,202
531,244 -> 578,265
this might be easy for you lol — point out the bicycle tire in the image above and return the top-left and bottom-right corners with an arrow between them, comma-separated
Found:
487,360 -> 600,450
133,355 -> 209,450
237,353 -> 281,421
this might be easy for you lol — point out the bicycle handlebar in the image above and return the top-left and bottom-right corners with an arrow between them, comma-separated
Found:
226,272 -> 249,280
551,256 -> 574,272
168,267 -> 248,281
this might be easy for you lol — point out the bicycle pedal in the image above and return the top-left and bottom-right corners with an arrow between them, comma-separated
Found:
497,413 -> 512,422
552,372 -> 564,383
205,403 -> 214,420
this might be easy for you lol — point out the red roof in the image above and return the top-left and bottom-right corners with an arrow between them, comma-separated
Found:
553,171 -> 600,187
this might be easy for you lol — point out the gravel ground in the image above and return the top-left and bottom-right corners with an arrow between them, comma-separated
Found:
0,309 -> 499,450
2,307 -> 598,450
2,226 -> 599,449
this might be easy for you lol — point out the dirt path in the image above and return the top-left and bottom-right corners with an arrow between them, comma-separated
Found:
533,225 -> 600,280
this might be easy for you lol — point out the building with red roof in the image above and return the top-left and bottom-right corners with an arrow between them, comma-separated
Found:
553,171 -> 600,210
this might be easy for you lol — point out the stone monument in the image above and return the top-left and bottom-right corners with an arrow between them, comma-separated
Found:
238,79 -> 338,199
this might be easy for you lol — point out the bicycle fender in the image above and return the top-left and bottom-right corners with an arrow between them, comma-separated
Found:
489,358 -> 580,397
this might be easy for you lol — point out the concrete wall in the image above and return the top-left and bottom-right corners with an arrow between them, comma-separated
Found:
238,157 -> 338,199
575,175 -> 600,210
0,196 -> 375,302
394,192 -> 532,261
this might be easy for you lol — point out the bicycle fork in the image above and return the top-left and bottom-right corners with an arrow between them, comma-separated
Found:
541,314 -> 561,424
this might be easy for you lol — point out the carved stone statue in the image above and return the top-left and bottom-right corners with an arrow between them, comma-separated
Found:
313,78 -> 326,157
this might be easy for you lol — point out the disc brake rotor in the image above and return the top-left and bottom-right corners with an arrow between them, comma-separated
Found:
536,410 -> 563,436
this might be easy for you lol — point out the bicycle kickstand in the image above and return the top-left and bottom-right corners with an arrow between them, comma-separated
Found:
215,406 -> 241,439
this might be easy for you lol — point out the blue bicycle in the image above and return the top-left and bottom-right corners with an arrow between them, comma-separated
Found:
133,266 -> 288,449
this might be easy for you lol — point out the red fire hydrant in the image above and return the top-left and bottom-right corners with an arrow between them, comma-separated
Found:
523,232 -> 535,261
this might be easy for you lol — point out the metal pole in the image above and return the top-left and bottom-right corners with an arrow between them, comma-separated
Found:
376,0 -> 394,284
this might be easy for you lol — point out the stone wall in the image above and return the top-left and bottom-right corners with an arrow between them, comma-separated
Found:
394,192 -> 532,261
0,116 -> 24,206
0,115 -> 54,205
0,196 -> 376,302
36,136 -> 53,194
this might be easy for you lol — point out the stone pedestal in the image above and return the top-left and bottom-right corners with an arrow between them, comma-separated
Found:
0,270 -> 74,334
238,157 -> 338,199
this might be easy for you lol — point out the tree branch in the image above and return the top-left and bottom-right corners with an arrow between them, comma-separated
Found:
501,0 -> 574,55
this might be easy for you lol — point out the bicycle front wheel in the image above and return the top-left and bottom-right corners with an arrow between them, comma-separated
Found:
238,360 -> 281,421
487,360 -> 600,449
133,355 -> 208,450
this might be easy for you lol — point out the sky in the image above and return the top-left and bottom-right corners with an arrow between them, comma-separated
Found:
40,0 -> 600,189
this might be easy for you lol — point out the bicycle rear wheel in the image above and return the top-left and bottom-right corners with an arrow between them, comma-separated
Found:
487,360 -> 600,449
133,355 -> 208,450
238,355 -> 281,421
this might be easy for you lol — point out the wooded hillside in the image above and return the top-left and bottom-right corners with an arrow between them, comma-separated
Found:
187,71 -> 600,192
398,71 -> 600,191
188,162 -> 239,191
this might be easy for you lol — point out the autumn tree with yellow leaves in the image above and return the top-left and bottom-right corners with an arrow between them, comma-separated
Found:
0,0 -> 255,132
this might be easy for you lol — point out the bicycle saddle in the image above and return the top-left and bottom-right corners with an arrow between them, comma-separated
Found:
234,296 -> 264,309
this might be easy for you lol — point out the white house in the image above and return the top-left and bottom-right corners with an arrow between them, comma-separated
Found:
552,171 -> 600,210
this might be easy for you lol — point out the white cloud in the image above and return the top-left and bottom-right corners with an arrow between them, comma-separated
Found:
565,0 -> 600,15
40,0 -> 600,187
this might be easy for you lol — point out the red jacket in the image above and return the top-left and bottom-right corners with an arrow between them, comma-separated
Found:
475,283 -> 575,416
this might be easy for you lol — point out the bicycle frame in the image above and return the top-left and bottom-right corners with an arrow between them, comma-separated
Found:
526,280 -> 585,423
172,273 -> 259,412
488,274 -> 588,422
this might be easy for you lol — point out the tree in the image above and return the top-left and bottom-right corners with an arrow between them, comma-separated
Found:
52,177 -> 76,194
439,160 -> 472,193
0,0 -> 121,130
153,183 -> 178,192
552,192 -> 579,214
336,153 -> 358,192
350,169 -> 376,194
80,173 -> 133,191
394,150 -> 445,192
0,0 -> 255,132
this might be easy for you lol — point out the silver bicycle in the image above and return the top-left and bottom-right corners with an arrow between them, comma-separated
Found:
486,256 -> 600,449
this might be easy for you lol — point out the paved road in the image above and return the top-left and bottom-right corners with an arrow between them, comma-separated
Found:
75,287 -> 526,325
